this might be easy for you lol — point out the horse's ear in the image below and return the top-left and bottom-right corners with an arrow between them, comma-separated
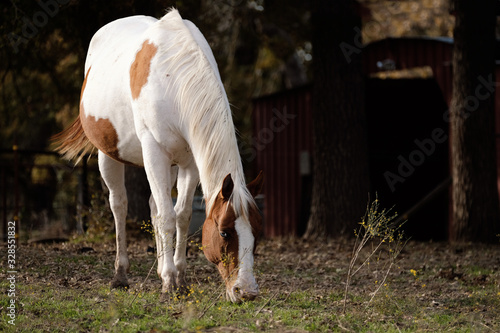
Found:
247,171 -> 264,197
221,174 -> 234,200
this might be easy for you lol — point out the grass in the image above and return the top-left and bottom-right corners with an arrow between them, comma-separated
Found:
1,232 -> 499,332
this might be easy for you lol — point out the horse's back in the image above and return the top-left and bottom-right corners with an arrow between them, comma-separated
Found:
85,16 -> 157,73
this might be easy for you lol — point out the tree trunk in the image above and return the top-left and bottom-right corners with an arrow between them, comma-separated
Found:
305,0 -> 369,239
449,0 -> 500,242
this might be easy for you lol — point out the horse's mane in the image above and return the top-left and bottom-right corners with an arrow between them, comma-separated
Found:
156,9 -> 255,218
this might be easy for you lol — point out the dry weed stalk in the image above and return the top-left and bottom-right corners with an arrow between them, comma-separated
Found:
343,195 -> 407,314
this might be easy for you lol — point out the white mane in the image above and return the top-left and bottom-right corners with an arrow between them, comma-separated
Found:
156,9 -> 255,218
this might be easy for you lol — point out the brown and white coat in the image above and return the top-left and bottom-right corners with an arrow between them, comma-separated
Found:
54,9 -> 263,303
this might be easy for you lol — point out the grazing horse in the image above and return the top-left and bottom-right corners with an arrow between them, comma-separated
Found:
53,9 -> 264,303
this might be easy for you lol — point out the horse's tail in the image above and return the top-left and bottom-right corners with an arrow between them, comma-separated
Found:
51,116 -> 95,164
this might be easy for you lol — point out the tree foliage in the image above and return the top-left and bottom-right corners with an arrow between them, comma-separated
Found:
1,0 -> 311,154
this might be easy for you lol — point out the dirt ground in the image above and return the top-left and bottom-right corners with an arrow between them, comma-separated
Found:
11,235 -> 500,300
3,234 -> 500,331
257,236 -> 500,309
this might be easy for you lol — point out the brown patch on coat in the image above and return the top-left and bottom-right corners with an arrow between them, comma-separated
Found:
78,67 -> 137,166
80,114 -> 136,166
80,114 -> 121,161
130,40 -> 158,100
79,66 -> 122,162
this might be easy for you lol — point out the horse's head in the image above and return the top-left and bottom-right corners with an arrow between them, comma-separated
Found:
202,172 -> 264,303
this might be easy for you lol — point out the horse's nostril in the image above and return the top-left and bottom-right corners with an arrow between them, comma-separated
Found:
242,292 -> 257,301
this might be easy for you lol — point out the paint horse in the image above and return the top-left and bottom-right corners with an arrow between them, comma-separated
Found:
53,9 -> 264,303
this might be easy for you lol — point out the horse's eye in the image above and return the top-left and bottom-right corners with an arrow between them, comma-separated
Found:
220,231 -> 229,239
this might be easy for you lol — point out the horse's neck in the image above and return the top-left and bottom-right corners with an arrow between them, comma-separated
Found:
189,125 -> 246,212
153,10 -> 247,211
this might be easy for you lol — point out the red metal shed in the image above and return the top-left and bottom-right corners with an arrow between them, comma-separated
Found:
252,37 -> 499,239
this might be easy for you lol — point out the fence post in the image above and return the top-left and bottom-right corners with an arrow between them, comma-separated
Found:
76,156 -> 89,234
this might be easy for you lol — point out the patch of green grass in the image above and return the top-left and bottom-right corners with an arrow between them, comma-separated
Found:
2,275 -> 499,333
2,237 -> 500,332
465,265 -> 494,276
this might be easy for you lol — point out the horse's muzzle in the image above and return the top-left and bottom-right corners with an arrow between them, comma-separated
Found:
227,284 -> 259,303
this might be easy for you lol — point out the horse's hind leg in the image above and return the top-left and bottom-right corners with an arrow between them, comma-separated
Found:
98,151 -> 129,288
174,160 -> 199,290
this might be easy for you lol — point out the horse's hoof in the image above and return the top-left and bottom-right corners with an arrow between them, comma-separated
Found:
176,277 -> 189,294
110,277 -> 129,289
159,292 -> 171,303
161,283 -> 176,294
110,266 -> 129,289
175,284 -> 189,297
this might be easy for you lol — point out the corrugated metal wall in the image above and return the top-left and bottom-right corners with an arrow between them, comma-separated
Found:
252,86 -> 312,237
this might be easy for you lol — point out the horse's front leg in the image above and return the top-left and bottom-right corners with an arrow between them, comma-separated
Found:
141,133 -> 177,293
150,166 -> 179,280
148,195 -> 163,279
173,161 -> 199,290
